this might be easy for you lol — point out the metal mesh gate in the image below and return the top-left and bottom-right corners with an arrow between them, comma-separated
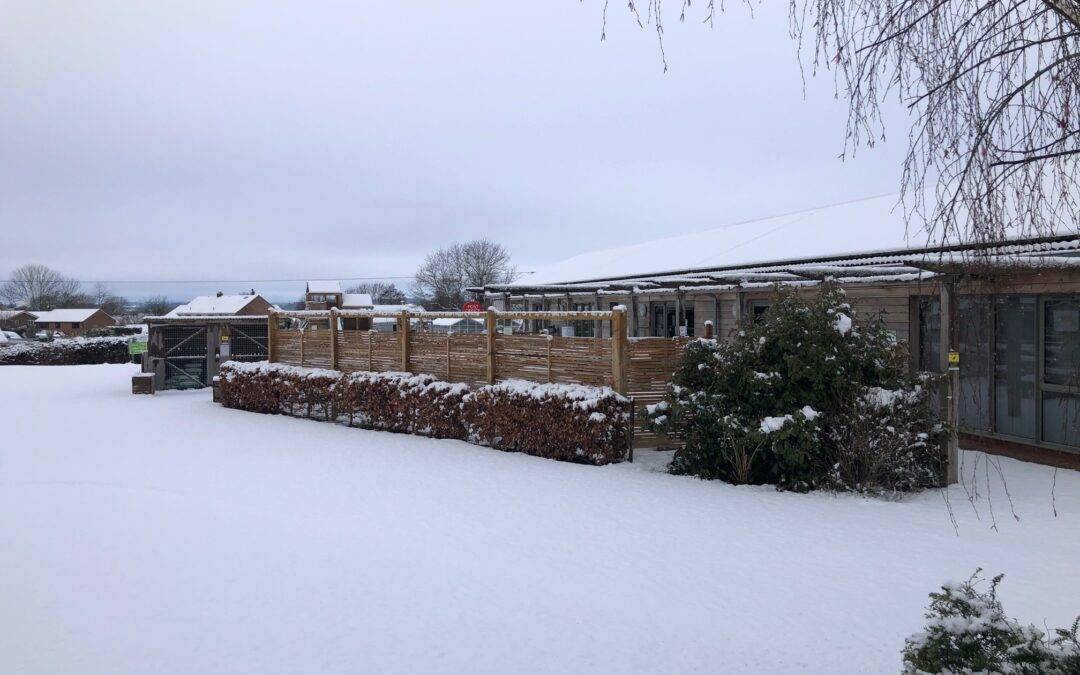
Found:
227,323 -> 268,361
162,325 -> 207,390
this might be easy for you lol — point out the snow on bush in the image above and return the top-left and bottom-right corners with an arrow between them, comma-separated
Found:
0,336 -> 131,366
902,570 -> 1080,674
645,282 -> 946,492
462,379 -> 632,464
218,362 -> 632,465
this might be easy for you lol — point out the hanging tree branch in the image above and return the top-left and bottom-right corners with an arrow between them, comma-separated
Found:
606,0 -> 1080,245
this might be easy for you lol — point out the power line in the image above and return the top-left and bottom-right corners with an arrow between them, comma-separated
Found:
0,275 -> 418,284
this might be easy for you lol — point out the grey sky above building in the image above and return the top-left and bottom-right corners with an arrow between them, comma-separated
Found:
1,1 -> 911,301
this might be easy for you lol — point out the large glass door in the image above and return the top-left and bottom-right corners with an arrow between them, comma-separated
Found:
1041,295 -> 1080,448
994,295 -> 1037,440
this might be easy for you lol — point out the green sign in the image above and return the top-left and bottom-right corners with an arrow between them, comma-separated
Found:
128,341 -> 148,355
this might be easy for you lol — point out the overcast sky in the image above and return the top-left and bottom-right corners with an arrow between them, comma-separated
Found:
1,1 -> 910,301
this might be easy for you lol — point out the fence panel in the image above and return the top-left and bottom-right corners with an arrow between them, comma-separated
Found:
268,310 -> 689,449
336,329 -> 400,373
627,337 -> 689,448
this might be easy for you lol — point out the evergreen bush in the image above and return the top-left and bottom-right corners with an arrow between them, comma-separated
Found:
646,282 -> 945,492
902,570 -> 1080,674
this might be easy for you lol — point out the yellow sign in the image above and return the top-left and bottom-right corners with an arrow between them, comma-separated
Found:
948,350 -> 960,365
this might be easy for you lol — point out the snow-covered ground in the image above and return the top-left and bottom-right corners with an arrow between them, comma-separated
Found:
1,364 -> 1077,674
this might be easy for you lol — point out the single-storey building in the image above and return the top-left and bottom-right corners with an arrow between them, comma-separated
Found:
0,310 -> 37,336
30,308 -> 116,337
473,195 -> 1080,465
144,293 -> 277,390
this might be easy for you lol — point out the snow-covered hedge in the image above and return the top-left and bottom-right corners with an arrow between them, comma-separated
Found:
646,282 -> 946,492
462,380 -> 632,464
0,336 -> 131,366
903,570 -> 1079,674
218,362 -> 632,464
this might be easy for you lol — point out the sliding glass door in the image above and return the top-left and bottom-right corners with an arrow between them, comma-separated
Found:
1041,296 -> 1080,448
917,292 -> 1078,452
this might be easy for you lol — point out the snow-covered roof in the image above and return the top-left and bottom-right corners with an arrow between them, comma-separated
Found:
432,317 -> 484,326
307,280 -> 341,294
30,308 -> 107,323
372,303 -> 425,313
514,194 -> 1079,287
341,293 -> 373,308
0,310 -> 34,320
165,295 -> 266,317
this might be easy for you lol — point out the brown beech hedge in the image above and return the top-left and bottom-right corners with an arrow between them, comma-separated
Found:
218,361 -> 632,465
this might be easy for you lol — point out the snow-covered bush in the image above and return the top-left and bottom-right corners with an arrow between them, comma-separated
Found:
0,336 -> 131,366
218,362 -> 632,464
646,282 -> 945,491
336,371 -> 469,439
902,570 -> 1080,674
462,380 -> 632,465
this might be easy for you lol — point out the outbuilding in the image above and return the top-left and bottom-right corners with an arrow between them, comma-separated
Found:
143,293 -> 276,390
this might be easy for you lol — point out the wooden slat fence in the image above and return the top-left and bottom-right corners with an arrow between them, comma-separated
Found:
268,308 -> 687,449
627,337 -> 690,448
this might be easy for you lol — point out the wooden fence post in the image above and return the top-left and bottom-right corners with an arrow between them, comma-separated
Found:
329,308 -> 339,371
399,310 -> 410,372
446,334 -> 452,381
939,280 -> 960,486
485,308 -> 497,384
267,311 -> 277,363
611,307 -> 627,395
299,323 -> 305,367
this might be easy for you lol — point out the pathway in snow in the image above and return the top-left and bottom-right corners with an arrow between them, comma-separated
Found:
1,364 -> 1077,674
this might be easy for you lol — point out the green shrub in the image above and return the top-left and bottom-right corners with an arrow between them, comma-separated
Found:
903,570 -> 1080,674
646,282 -> 946,491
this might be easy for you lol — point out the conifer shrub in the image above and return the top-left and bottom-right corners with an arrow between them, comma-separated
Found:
645,282 -> 946,491
902,570 -> 1080,674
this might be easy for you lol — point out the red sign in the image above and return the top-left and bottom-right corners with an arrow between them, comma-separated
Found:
461,300 -> 484,312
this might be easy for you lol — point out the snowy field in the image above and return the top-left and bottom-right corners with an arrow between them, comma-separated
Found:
1,364 -> 1077,674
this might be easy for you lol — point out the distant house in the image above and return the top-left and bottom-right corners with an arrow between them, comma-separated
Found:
30,308 -> 115,337
304,281 -> 344,310
144,293 -> 278,391
0,310 -> 36,337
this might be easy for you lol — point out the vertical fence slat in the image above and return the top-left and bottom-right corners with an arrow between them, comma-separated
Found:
485,309 -> 496,384
400,310 -> 410,372
329,308 -> 339,371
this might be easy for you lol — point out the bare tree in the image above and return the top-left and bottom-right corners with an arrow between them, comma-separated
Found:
607,0 -> 1079,243
345,281 -> 407,305
90,283 -> 128,317
0,264 -> 82,310
414,239 -> 517,309
140,295 -> 176,316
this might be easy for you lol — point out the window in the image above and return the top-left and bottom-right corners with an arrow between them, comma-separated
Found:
1042,296 -> 1080,447
917,297 -> 941,373
749,301 -> 772,324
72,322 -> 81,329
958,297 -> 992,431
994,295 -> 1036,440
572,302 -> 595,337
